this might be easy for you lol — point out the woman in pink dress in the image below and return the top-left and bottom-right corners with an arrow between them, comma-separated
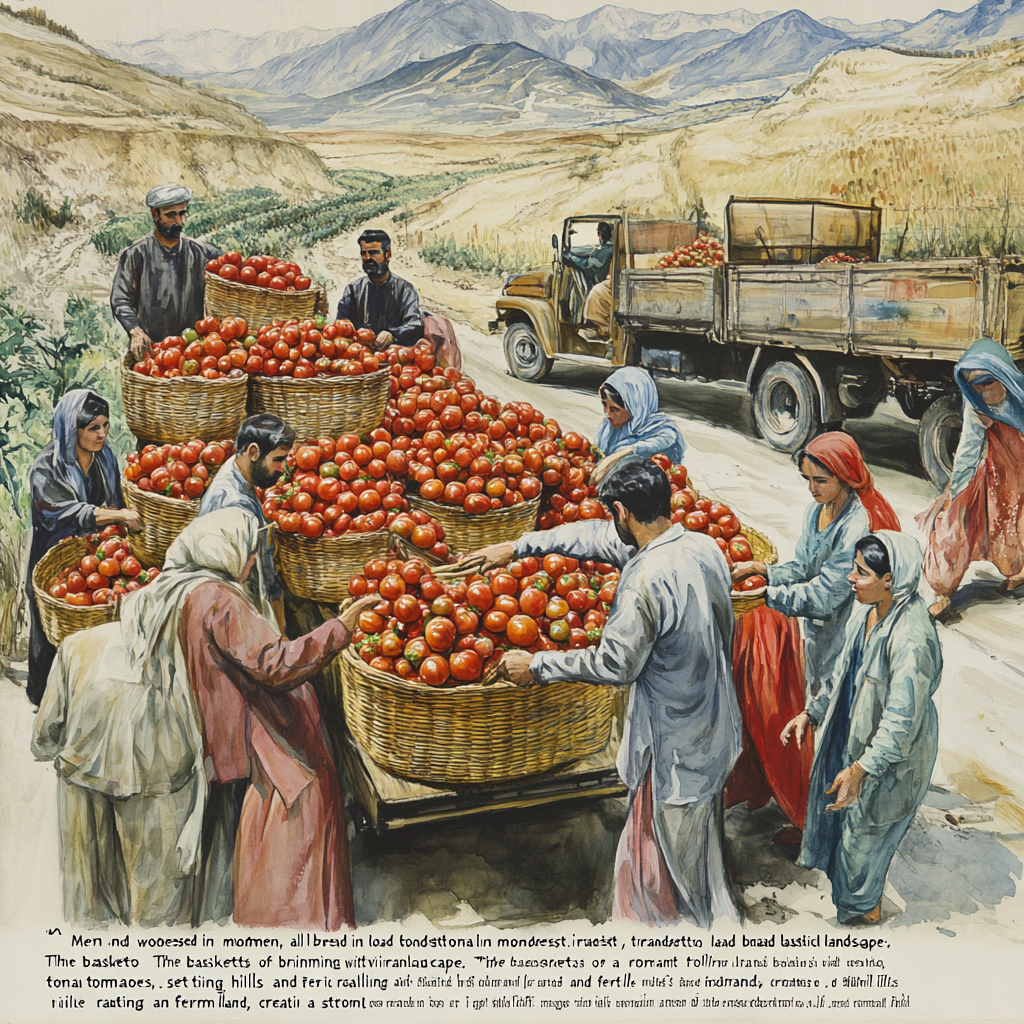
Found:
917,339 -> 1024,618
174,508 -> 375,930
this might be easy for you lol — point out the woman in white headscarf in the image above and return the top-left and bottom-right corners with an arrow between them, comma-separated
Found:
33,509 -> 372,928
781,531 -> 942,925
32,508 -> 259,925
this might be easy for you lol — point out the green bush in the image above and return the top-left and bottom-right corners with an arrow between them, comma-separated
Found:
13,190 -> 73,229
420,235 -> 539,276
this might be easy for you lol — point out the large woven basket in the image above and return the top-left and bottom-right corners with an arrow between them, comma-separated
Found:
274,528 -> 392,603
204,272 -> 323,330
32,536 -> 119,646
408,494 -> 541,556
249,368 -> 391,440
120,354 -> 248,445
122,478 -> 198,566
338,648 -> 618,784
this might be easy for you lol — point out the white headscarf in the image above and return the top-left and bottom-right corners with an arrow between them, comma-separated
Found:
116,508 -> 262,873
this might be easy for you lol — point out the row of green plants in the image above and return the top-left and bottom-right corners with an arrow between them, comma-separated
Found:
88,169 -> 517,260
0,292 -> 132,659
419,234 -> 540,276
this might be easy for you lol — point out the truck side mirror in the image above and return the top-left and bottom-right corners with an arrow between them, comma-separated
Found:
551,234 -> 558,251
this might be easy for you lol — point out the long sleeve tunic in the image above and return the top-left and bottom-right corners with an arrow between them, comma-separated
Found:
335,273 -> 423,346
518,520 -> 741,806
766,495 -> 870,695
110,234 -> 221,344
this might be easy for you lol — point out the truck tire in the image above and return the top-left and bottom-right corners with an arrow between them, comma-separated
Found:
918,395 -> 962,490
503,321 -> 552,381
753,360 -> 821,454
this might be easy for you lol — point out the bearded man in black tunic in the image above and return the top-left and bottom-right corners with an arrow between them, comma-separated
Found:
110,184 -> 221,359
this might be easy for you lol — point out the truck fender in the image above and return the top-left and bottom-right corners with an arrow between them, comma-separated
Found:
745,349 -> 843,425
495,297 -> 559,359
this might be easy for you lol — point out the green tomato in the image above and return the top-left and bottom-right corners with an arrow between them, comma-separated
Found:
182,328 -> 199,343
243,335 -> 257,349
315,315 -> 327,329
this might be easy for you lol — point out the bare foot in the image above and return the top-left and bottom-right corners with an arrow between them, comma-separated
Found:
861,900 -> 882,924
929,596 -> 952,618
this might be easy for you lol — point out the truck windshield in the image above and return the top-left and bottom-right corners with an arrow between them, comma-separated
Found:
565,221 -> 605,256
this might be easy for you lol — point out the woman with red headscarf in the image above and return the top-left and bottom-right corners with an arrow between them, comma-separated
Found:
729,432 -> 900,842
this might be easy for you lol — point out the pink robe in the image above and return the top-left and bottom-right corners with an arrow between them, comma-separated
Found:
917,421 -> 1024,597
181,582 -> 355,930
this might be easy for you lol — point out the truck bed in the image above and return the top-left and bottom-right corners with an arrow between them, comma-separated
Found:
617,257 -> 1022,361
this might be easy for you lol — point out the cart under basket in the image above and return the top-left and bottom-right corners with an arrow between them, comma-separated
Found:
341,729 -> 626,836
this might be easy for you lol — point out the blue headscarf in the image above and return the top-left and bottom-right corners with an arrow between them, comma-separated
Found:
50,388 -> 120,504
595,367 -> 686,464
954,339 -> 1024,435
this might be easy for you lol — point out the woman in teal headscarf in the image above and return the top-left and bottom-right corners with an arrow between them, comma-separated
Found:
916,338 -> 1024,617
593,368 -> 686,481
781,531 -> 941,925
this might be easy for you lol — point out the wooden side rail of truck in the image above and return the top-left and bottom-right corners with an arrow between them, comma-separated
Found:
491,198 -> 1024,488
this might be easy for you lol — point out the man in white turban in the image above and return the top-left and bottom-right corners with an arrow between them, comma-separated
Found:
110,183 -> 221,359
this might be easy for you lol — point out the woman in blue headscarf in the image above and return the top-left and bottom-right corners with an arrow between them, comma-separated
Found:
916,338 -> 1024,618
781,531 -> 942,925
592,368 -> 686,481
26,389 -> 141,705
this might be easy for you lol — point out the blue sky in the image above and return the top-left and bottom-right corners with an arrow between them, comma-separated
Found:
12,0 -> 981,43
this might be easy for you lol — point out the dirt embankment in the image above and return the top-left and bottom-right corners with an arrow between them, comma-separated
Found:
0,13 -> 334,259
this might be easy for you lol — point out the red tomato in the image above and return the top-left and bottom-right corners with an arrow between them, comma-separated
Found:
739,574 -> 768,592
729,537 -> 754,562
419,655 -> 450,687
424,617 -> 456,652
506,614 -> 539,647
483,609 -> 508,633
685,511 -> 710,532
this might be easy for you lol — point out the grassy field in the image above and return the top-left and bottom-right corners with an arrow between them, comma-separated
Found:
293,43 -> 1024,268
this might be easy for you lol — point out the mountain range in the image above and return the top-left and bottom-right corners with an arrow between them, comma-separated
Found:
92,0 -> 1024,132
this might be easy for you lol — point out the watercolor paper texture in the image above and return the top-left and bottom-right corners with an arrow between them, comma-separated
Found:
1,1 -> 1022,1022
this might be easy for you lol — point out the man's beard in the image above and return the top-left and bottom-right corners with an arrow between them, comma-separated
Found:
156,221 -> 183,240
363,259 -> 389,280
251,459 -> 282,489
612,510 -> 635,548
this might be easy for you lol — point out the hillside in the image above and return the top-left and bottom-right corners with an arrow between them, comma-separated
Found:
243,42 -> 666,133
0,9 -> 333,254
294,43 -> 1023,275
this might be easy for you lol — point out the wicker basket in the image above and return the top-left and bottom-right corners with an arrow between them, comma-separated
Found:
248,368 -> 391,440
120,354 -> 248,445
122,478 -> 198,566
338,648 -> 618,784
408,494 -> 541,557
274,528 -> 392,603
204,272 -> 323,330
32,536 -> 119,646
730,525 -> 777,617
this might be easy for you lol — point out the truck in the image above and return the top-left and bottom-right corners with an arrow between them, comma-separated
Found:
490,198 -> 1024,487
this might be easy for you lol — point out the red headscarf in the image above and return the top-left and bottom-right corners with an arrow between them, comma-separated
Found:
804,432 -> 901,532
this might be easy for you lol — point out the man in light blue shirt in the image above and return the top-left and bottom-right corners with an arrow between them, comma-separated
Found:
475,459 -> 742,927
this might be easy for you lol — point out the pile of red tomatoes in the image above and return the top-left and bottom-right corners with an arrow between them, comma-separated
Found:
124,438 -> 234,500
346,553 -> 620,687
246,318 -> 389,379
261,434 -> 448,556
206,251 -> 312,291
380,346 -> 609,522
656,456 -> 767,589
132,316 -> 251,379
655,231 -> 725,270
47,526 -> 160,606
